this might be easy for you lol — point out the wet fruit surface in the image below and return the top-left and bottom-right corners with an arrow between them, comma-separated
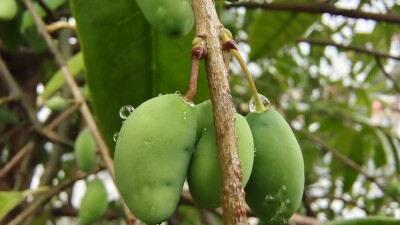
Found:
245,108 -> 304,224
114,94 -> 196,224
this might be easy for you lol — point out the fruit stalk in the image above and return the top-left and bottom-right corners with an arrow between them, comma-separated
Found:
192,0 -> 248,224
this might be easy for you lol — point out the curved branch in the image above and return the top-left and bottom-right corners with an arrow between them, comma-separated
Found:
226,2 -> 400,24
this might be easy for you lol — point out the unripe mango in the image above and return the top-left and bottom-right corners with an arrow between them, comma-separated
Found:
245,108 -> 304,224
135,0 -> 194,37
0,0 -> 18,21
74,130 -> 96,172
114,94 -> 197,224
187,100 -> 254,208
79,179 -> 108,225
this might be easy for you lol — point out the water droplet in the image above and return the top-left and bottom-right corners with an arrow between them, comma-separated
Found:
282,185 -> 287,191
113,132 -> 119,142
183,117 -> 187,120
146,137 -> 152,143
175,91 -> 181,95
265,195 -> 274,203
158,93 -> 163,96
249,93 -> 270,112
203,128 -> 207,131
119,105 -> 134,119
183,111 -> 187,115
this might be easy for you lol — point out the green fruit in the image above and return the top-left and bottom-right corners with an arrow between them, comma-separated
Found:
74,130 -> 96,172
320,216 -> 400,225
245,108 -> 304,224
79,179 -> 108,225
46,96 -> 68,111
114,94 -> 197,224
187,100 -> 254,208
0,0 -> 18,20
135,0 -> 194,37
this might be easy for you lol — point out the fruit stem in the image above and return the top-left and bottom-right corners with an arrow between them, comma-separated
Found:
229,49 -> 266,112
184,56 -> 200,102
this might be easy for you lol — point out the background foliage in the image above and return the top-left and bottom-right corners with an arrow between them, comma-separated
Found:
1,0 -> 400,224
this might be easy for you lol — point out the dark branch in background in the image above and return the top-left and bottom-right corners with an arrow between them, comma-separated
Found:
298,39 -> 400,61
294,128 -> 386,191
375,57 -> 400,93
21,0 -> 135,223
226,2 -> 400,24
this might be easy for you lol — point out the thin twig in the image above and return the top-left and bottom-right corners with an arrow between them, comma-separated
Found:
295,128 -> 385,191
0,56 -> 72,147
0,141 -> 34,178
21,0 -> 135,223
375,56 -> 400,93
192,0 -> 248,224
6,168 -> 103,225
226,2 -> 400,24
0,120 -> 28,145
298,39 -> 400,61
47,102 -> 81,131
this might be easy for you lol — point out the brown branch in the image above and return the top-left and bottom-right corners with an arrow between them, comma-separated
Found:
0,56 -> 73,147
298,39 -> 400,61
0,141 -> 34,178
375,56 -> 400,93
192,0 -> 248,224
21,0 -> 135,223
226,2 -> 400,24
6,168 -> 103,225
46,102 -> 81,131
295,128 -> 385,191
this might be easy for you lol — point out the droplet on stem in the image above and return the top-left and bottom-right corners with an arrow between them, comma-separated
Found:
119,105 -> 134,119
249,93 -> 270,112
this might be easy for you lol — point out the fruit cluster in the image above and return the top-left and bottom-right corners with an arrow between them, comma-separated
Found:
114,93 -> 304,224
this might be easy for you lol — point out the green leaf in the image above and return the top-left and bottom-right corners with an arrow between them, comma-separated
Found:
0,188 -> 49,220
248,12 -> 318,59
71,0 -> 208,152
42,51 -> 84,100
20,0 -> 66,32
0,107 -> 18,124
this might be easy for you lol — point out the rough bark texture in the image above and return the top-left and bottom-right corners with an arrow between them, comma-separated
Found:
192,1 -> 248,224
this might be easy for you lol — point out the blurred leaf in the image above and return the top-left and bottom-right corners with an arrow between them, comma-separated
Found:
20,0 -> 65,32
0,107 -> 18,124
248,12 -> 318,59
0,188 -> 49,220
42,51 -> 84,100
320,216 -> 400,225
71,0 -> 208,152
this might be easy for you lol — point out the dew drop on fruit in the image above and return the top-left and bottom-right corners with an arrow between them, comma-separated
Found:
183,117 -> 187,120
265,195 -> 274,204
113,132 -> 119,142
119,105 -> 134,119
175,91 -> 181,95
158,93 -> 163,96
183,111 -> 187,115
249,93 -> 270,112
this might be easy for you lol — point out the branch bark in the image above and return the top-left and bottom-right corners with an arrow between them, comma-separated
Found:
192,1 -> 248,224
226,2 -> 400,24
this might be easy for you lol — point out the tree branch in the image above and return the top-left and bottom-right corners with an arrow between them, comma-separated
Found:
298,39 -> 400,61
375,56 -> 400,93
192,0 -> 248,224
226,2 -> 400,24
21,0 -> 135,223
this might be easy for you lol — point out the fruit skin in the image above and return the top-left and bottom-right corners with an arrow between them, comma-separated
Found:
114,94 -> 196,224
187,100 -> 254,208
79,179 -> 108,225
0,0 -> 18,21
47,96 -> 68,111
74,130 -> 96,172
135,0 -> 194,37
245,108 -> 304,224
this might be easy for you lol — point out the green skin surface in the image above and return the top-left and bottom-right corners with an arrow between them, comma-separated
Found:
0,0 -> 18,20
135,0 -> 194,37
114,94 -> 196,224
79,179 -> 108,225
74,130 -> 96,172
320,217 -> 400,225
188,111 -> 254,208
245,108 -> 304,224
